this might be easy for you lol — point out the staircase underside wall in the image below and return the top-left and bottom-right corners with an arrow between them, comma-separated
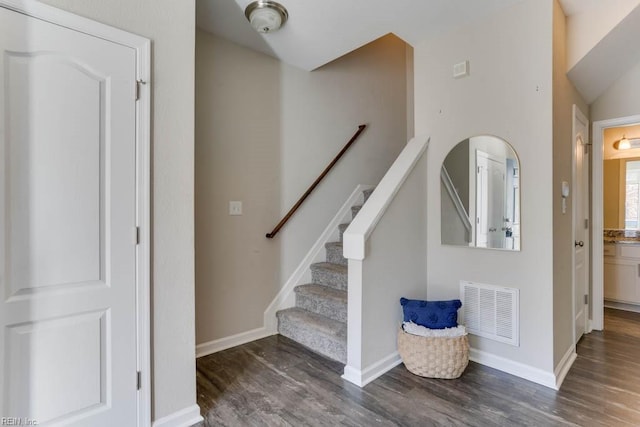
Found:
344,148 -> 428,385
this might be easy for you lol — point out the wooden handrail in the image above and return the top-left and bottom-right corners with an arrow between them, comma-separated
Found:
266,124 -> 367,238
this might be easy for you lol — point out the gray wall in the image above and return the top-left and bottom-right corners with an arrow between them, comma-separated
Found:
361,150 -> 428,368
591,60 -> 640,121
552,0 -> 590,369
195,32 -> 411,344
415,0 -> 555,372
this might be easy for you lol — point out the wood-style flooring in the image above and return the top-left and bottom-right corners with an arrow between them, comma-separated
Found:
196,308 -> 640,426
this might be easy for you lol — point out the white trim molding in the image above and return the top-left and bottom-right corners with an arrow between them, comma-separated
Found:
342,352 -> 402,387
196,326 -> 271,358
554,345 -> 577,390
605,300 -> 640,313
0,0 -> 150,47
469,348 -> 557,390
152,405 -> 203,427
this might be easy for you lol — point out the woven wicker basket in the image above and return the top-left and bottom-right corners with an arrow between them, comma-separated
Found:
397,327 -> 469,379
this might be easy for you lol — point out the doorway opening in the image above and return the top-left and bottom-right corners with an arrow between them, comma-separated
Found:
592,115 -> 640,331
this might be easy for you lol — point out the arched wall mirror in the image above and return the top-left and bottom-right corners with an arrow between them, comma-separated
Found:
441,135 -> 521,251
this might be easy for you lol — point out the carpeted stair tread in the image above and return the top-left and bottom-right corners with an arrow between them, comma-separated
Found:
363,188 -> 374,202
296,283 -> 347,301
294,283 -> 347,322
338,223 -> 350,242
277,307 -> 347,362
275,189 -> 379,364
277,307 -> 346,336
325,241 -> 343,249
310,262 -> 347,290
351,205 -> 362,219
325,241 -> 346,266
295,284 -> 347,322
310,261 -> 346,273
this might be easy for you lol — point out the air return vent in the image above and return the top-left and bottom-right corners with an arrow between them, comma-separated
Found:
460,280 -> 519,346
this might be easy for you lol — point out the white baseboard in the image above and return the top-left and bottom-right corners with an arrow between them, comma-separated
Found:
262,184 -> 374,333
470,347 -> 557,390
152,404 -> 203,427
196,327 -> 273,358
605,300 -> 640,314
554,345 -> 577,389
342,351 -> 402,387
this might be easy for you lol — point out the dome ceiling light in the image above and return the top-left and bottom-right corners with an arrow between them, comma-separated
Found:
245,1 -> 289,33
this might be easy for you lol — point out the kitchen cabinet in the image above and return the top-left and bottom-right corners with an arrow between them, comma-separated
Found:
604,243 -> 640,305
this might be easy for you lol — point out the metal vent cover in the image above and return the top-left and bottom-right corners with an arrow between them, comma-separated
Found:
460,280 -> 519,346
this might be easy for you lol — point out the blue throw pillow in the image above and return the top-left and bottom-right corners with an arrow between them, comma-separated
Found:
399,298 -> 462,329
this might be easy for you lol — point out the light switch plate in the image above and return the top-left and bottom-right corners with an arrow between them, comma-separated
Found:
229,201 -> 242,215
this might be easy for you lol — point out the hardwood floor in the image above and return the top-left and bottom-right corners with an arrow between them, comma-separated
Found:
196,308 -> 640,426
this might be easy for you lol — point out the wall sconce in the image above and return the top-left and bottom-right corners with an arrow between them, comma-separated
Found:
245,1 -> 289,33
615,134 -> 640,150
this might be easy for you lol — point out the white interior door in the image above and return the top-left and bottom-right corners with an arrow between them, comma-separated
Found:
573,105 -> 590,343
476,150 -> 506,249
0,6 -> 139,426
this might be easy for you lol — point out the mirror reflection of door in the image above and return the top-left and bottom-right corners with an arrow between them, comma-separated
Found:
440,135 -> 520,251
475,150 -> 506,248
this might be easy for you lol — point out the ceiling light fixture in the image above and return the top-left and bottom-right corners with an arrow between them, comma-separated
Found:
245,1 -> 288,33
615,134 -> 640,150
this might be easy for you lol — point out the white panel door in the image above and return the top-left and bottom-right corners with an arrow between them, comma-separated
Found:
573,105 -> 590,343
475,150 -> 506,249
0,6 -> 138,426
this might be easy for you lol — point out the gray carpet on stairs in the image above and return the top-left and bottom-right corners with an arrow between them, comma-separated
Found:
277,307 -> 347,363
276,188 -> 373,363
338,223 -> 349,242
325,242 -> 346,266
295,284 -> 347,322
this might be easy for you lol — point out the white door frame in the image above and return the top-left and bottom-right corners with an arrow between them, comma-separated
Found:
592,114 -> 640,331
0,1 -> 151,425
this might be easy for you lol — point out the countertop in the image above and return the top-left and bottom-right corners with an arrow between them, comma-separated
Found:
604,229 -> 640,244
604,238 -> 640,244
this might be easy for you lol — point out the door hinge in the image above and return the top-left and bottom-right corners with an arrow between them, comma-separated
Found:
584,294 -> 588,305
585,218 -> 589,229
137,371 -> 142,390
135,79 -> 146,101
